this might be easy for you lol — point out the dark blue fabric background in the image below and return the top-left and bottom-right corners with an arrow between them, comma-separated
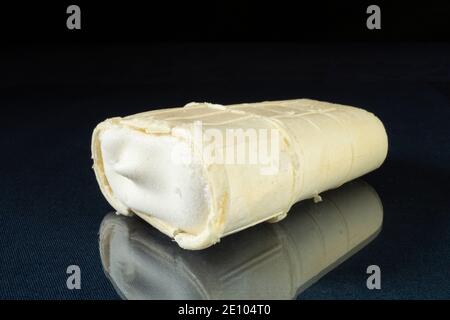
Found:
0,43 -> 449,299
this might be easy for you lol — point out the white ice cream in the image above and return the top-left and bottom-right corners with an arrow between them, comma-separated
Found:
92,99 -> 388,250
100,126 -> 210,234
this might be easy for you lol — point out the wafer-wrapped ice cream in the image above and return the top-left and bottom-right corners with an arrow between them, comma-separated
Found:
92,99 -> 388,250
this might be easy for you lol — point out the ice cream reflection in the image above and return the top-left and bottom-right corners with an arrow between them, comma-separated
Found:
99,180 -> 383,300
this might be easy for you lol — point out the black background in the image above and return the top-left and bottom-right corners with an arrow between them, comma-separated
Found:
2,1 -> 450,43
0,1 -> 450,299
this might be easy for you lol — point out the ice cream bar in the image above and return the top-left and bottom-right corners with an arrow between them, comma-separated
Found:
92,99 -> 388,250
